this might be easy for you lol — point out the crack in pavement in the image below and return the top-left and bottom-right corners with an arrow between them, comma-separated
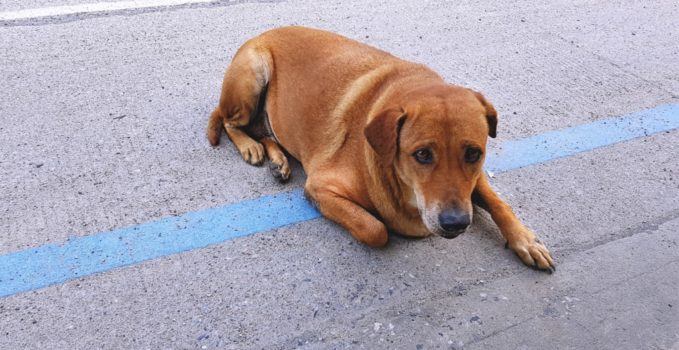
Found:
550,31 -> 679,99
557,208 -> 679,257
270,212 -> 679,348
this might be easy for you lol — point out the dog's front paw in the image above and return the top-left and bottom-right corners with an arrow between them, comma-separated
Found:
507,231 -> 555,273
238,140 -> 265,166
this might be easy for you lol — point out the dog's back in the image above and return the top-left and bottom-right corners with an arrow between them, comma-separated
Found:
253,27 -> 440,169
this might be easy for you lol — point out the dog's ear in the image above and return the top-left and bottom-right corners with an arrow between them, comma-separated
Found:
472,91 -> 498,138
364,108 -> 407,164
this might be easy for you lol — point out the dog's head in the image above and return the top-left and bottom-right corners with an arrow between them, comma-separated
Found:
365,85 -> 496,238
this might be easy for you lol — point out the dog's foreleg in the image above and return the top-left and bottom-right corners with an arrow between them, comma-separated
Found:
473,174 -> 555,272
306,179 -> 388,247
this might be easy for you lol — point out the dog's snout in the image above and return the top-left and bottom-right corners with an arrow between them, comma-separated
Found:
438,209 -> 470,236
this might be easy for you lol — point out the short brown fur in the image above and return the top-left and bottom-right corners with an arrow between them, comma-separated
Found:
207,26 -> 554,271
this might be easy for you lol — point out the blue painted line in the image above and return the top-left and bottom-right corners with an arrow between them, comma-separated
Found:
0,190 -> 319,298
486,103 -> 679,173
1,103 -> 678,298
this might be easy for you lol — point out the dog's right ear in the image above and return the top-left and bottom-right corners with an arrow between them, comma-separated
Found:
472,91 -> 498,138
364,108 -> 407,164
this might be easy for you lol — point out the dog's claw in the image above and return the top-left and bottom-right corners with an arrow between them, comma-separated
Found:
269,163 -> 281,178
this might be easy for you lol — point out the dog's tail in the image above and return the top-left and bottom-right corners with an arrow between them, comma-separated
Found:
207,108 -> 224,146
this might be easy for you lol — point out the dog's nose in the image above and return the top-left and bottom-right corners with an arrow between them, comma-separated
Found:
438,209 -> 470,235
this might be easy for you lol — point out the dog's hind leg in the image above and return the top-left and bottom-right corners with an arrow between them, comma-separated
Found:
260,137 -> 290,181
207,42 -> 273,167
224,127 -> 265,165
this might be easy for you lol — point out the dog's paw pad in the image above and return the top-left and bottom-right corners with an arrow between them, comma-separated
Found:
269,162 -> 291,182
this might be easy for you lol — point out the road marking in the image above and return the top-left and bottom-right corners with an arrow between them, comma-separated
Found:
0,0 -> 220,21
485,103 -> 679,172
0,191 -> 319,298
1,103 -> 678,298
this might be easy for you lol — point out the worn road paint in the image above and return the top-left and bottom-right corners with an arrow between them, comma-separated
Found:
0,0 -> 220,21
0,191 -> 318,297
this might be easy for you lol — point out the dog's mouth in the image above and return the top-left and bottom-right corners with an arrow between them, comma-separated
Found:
420,206 -> 471,239
415,194 -> 472,239
436,228 -> 466,239
421,214 -> 468,238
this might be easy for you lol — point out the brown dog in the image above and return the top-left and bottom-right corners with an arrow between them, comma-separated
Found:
207,26 -> 554,272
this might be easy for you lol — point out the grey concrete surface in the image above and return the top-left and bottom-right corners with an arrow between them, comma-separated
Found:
1,0 -> 679,349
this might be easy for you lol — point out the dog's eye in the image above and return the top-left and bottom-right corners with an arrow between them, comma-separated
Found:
413,148 -> 433,164
464,147 -> 482,164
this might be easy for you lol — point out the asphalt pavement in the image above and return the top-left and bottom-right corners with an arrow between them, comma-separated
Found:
1,0 -> 678,349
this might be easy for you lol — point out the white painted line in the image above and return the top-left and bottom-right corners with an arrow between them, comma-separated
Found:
0,0 -> 220,21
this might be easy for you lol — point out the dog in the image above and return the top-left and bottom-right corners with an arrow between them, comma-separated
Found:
207,26 -> 555,272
